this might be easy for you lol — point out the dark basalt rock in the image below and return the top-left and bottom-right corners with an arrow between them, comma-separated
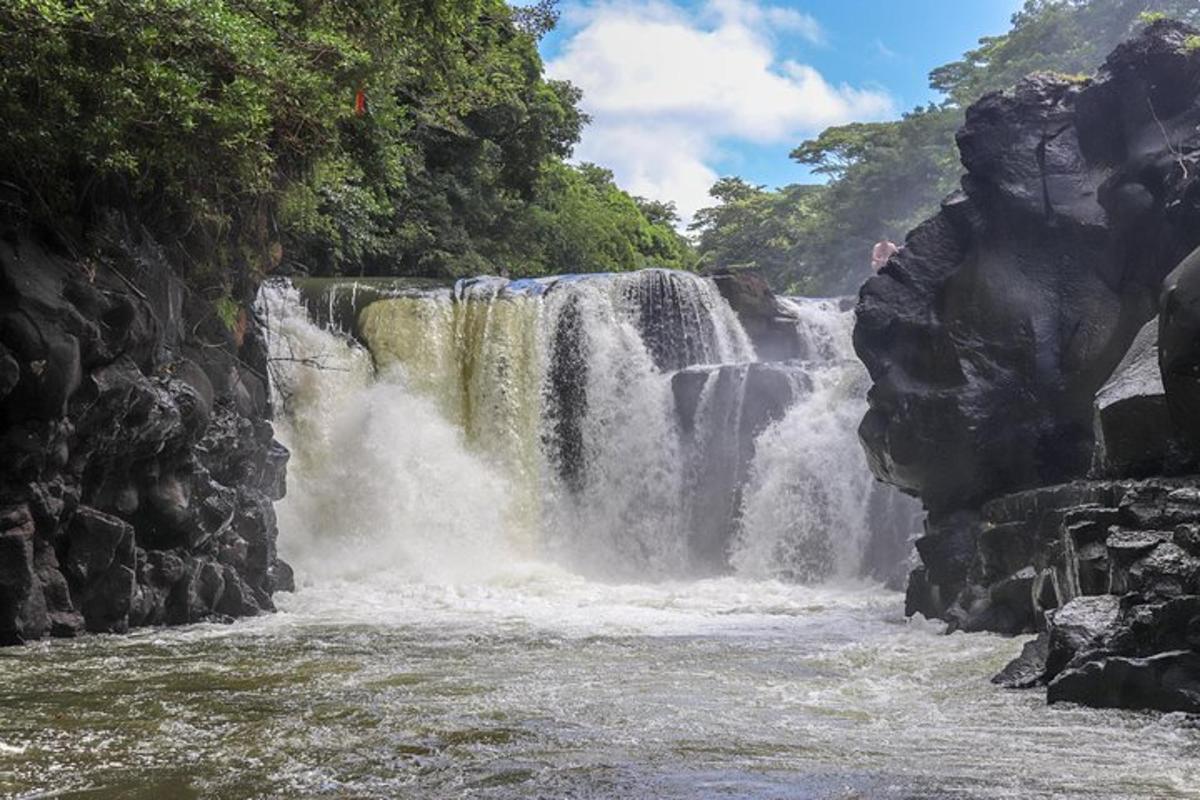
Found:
992,631 -> 1050,689
855,21 -> 1200,515
1047,650 -> 1200,714
852,22 -> 1200,714
709,269 -> 807,361
1162,244 -> 1200,451
0,226 -> 290,644
1092,319 -> 1183,478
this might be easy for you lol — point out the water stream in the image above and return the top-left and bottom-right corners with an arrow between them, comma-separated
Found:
0,270 -> 1197,799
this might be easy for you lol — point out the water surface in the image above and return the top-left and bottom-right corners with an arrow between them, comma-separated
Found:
2,575 -> 1197,799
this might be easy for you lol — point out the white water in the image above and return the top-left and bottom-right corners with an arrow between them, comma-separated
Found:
264,271 -> 772,582
2,276 -> 1196,799
732,298 -> 879,581
262,275 -> 887,585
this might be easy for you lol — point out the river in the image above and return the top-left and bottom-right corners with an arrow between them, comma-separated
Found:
1,271 -> 1197,799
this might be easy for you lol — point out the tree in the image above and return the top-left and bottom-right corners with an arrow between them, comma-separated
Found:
694,0 -> 1200,295
0,0 -> 687,293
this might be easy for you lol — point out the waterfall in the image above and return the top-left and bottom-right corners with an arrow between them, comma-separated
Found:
260,271 -> 918,585
730,298 -> 921,582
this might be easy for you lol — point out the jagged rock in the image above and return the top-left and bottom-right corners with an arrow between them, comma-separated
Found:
0,227 -> 290,645
904,566 -> 945,619
856,22 -> 1200,515
1045,595 -> 1123,678
709,269 -> 806,361
1125,543 -> 1200,597
1093,319 -> 1178,477
993,631 -> 1050,689
914,510 -> 980,593
1161,245 -> 1200,450
852,22 -> 1200,714
0,524 -> 42,644
66,506 -> 133,585
1047,651 -> 1200,713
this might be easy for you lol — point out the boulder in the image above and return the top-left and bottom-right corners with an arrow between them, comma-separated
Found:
1047,651 -> 1200,713
1092,319 -> 1176,477
993,631 -> 1050,689
709,269 -> 805,361
1044,594 -> 1122,678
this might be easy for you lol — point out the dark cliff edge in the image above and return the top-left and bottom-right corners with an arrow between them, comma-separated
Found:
854,20 -> 1200,712
0,219 -> 292,645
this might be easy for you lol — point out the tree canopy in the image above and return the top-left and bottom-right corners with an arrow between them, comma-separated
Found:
0,0 -> 691,304
692,0 -> 1200,296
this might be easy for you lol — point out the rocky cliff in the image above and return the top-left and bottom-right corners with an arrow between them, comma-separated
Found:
0,220 -> 291,644
855,20 -> 1200,712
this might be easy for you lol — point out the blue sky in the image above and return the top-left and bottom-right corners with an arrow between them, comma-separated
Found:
537,1 -> 1024,222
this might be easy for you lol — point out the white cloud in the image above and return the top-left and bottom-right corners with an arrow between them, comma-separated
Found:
546,0 -> 894,225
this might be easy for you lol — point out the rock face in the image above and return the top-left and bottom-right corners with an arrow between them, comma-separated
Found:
709,269 -> 809,362
922,477 -> 1200,713
1092,319 -> 1184,478
856,21 -> 1200,515
854,22 -> 1200,713
0,225 -> 290,644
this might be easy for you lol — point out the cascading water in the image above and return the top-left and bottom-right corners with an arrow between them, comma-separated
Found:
730,298 -> 886,581
261,270 -> 911,584
7,273 -> 1189,800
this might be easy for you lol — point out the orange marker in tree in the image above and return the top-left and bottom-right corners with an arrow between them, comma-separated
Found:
354,88 -> 366,116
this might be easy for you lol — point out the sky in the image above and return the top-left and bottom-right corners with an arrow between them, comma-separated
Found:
537,0 -> 1025,224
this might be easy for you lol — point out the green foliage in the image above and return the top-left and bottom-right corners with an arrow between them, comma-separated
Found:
694,0 -> 1200,295
690,180 -> 821,287
498,162 -> 695,275
930,0 -> 1198,107
214,295 -> 240,331
0,0 -> 684,289
1185,35 -> 1200,53
0,0 -> 482,286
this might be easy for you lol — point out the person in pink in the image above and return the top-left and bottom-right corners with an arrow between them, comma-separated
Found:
871,239 -> 900,272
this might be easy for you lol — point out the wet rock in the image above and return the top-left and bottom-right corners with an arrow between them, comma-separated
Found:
1045,595 -> 1122,678
269,559 -> 295,593
1125,543 -> 1200,597
993,631 -> 1050,689
974,566 -> 1038,635
0,525 -> 43,644
66,506 -> 133,585
1160,245 -> 1200,451
1047,651 -> 1200,713
914,511 -> 980,591
904,566 -> 943,619
709,269 -> 805,361
856,22 -> 1200,515
1093,319 -> 1178,478
0,227 -> 289,645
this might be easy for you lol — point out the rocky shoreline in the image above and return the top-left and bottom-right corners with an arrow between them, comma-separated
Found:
856,20 -> 1200,712
0,222 -> 291,644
